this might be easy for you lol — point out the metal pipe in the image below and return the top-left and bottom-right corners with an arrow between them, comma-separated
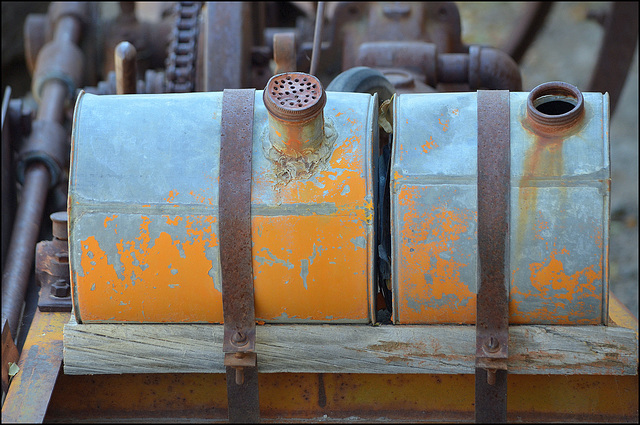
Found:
309,1 -> 325,76
35,81 -> 68,124
1,5 -> 84,340
1,163 -> 50,337
54,15 -> 82,45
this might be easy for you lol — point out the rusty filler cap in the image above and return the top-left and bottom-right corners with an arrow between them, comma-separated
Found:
263,72 -> 326,122
527,81 -> 584,129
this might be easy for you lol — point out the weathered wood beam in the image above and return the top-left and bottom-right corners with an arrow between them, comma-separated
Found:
63,316 -> 637,376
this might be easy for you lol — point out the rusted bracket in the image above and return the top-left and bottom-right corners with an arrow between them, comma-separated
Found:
475,90 -> 510,423
219,88 -> 259,423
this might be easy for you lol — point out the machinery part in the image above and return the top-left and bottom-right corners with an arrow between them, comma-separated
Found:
1,163 -> 50,338
305,2 -> 467,79
475,90 -> 510,423
2,1 -> 87,340
24,13 -> 50,75
114,41 -> 138,95
309,2 -> 325,76
273,32 -> 297,74
1,88 -> 16,271
1,319 -> 20,396
165,2 -> 201,93
356,42 -> 522,91
326,66 -> 395,105
35,212 -> 71,312
220,89 -> 259,423
501,2 -> 554,64
200,2 -> 253,91
390,83 -> 609,325
588,1 -> 639,116
467,45 -> 522,91
68,89 -> 377,324
16,119 -> 67,188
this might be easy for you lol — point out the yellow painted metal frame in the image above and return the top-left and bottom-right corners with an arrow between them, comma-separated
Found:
3,296 -> 638,422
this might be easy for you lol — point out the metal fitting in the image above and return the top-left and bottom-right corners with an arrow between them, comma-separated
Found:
263,72 -> 327,157
16,120 -> 67,187
527,81 -> 584,132
51,211 -> 68,241
31,40 -> 85,104
50,279 -> 70,298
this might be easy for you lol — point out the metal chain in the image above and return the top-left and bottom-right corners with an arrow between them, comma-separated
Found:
165,2 -> 202,93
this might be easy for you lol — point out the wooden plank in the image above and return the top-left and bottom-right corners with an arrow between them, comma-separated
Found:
63,316 -> 638,376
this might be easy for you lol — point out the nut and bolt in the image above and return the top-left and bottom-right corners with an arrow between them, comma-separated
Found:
51,278 -> 70,298
484,336 -> 500,353
232,331 -> 247,346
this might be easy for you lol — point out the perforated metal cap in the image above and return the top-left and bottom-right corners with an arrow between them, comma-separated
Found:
263,72 -> 326,122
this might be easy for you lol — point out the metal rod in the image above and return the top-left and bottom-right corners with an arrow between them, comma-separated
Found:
309,1 -> 325,76
115,41 -> 138,95
1,163 -> 50,338
1,7 -> 84,340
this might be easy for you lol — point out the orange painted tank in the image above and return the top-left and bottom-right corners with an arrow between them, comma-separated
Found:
68,76 -> 378,324
391,83 -> 610,324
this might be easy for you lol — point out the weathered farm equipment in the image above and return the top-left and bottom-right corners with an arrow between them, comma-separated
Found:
2,2 -> 638,423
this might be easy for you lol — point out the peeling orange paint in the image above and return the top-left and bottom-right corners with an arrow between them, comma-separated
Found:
438,117 -> 449,132
164,190 -> 179,203
103,215 -> 118,228
422,136 -> 438,154
510,246 -> 602,324
397,185 -> 477,323
75,215 -> 223,323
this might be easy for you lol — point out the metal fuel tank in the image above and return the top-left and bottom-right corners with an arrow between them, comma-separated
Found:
391,82 -> 609,324
68,73 -> 378,324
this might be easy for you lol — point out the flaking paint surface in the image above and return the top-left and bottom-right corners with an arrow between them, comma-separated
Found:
392,92 -> 607,324
70,91 -> 375,323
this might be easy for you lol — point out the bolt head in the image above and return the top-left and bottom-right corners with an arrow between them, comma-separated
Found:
50,279 -> 70,298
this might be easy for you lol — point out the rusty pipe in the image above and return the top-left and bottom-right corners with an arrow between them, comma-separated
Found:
357,42 -> 522,91
1,3 -> 85,340
1,163 -> 50,338
468,45 -> 522,91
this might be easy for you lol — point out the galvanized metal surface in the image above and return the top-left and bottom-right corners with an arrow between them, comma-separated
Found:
391,89 -> 609,324
69,90 -> 377,324
475,90 -> 510,423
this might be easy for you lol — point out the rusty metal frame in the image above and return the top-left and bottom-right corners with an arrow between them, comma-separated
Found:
219,88 -> 260,423
475,90 -> 510,423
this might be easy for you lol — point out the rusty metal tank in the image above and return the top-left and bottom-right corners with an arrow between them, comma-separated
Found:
68,73 -> 378,324
391,82 -> 610,324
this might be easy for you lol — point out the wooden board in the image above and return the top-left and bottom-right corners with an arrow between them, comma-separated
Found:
63,315 -> 637,376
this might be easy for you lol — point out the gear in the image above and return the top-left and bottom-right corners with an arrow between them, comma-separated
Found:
165,2 -> 202,93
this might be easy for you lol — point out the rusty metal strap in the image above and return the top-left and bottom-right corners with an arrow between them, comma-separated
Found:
475,90 -> 510,423
219,88 -> 259,423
